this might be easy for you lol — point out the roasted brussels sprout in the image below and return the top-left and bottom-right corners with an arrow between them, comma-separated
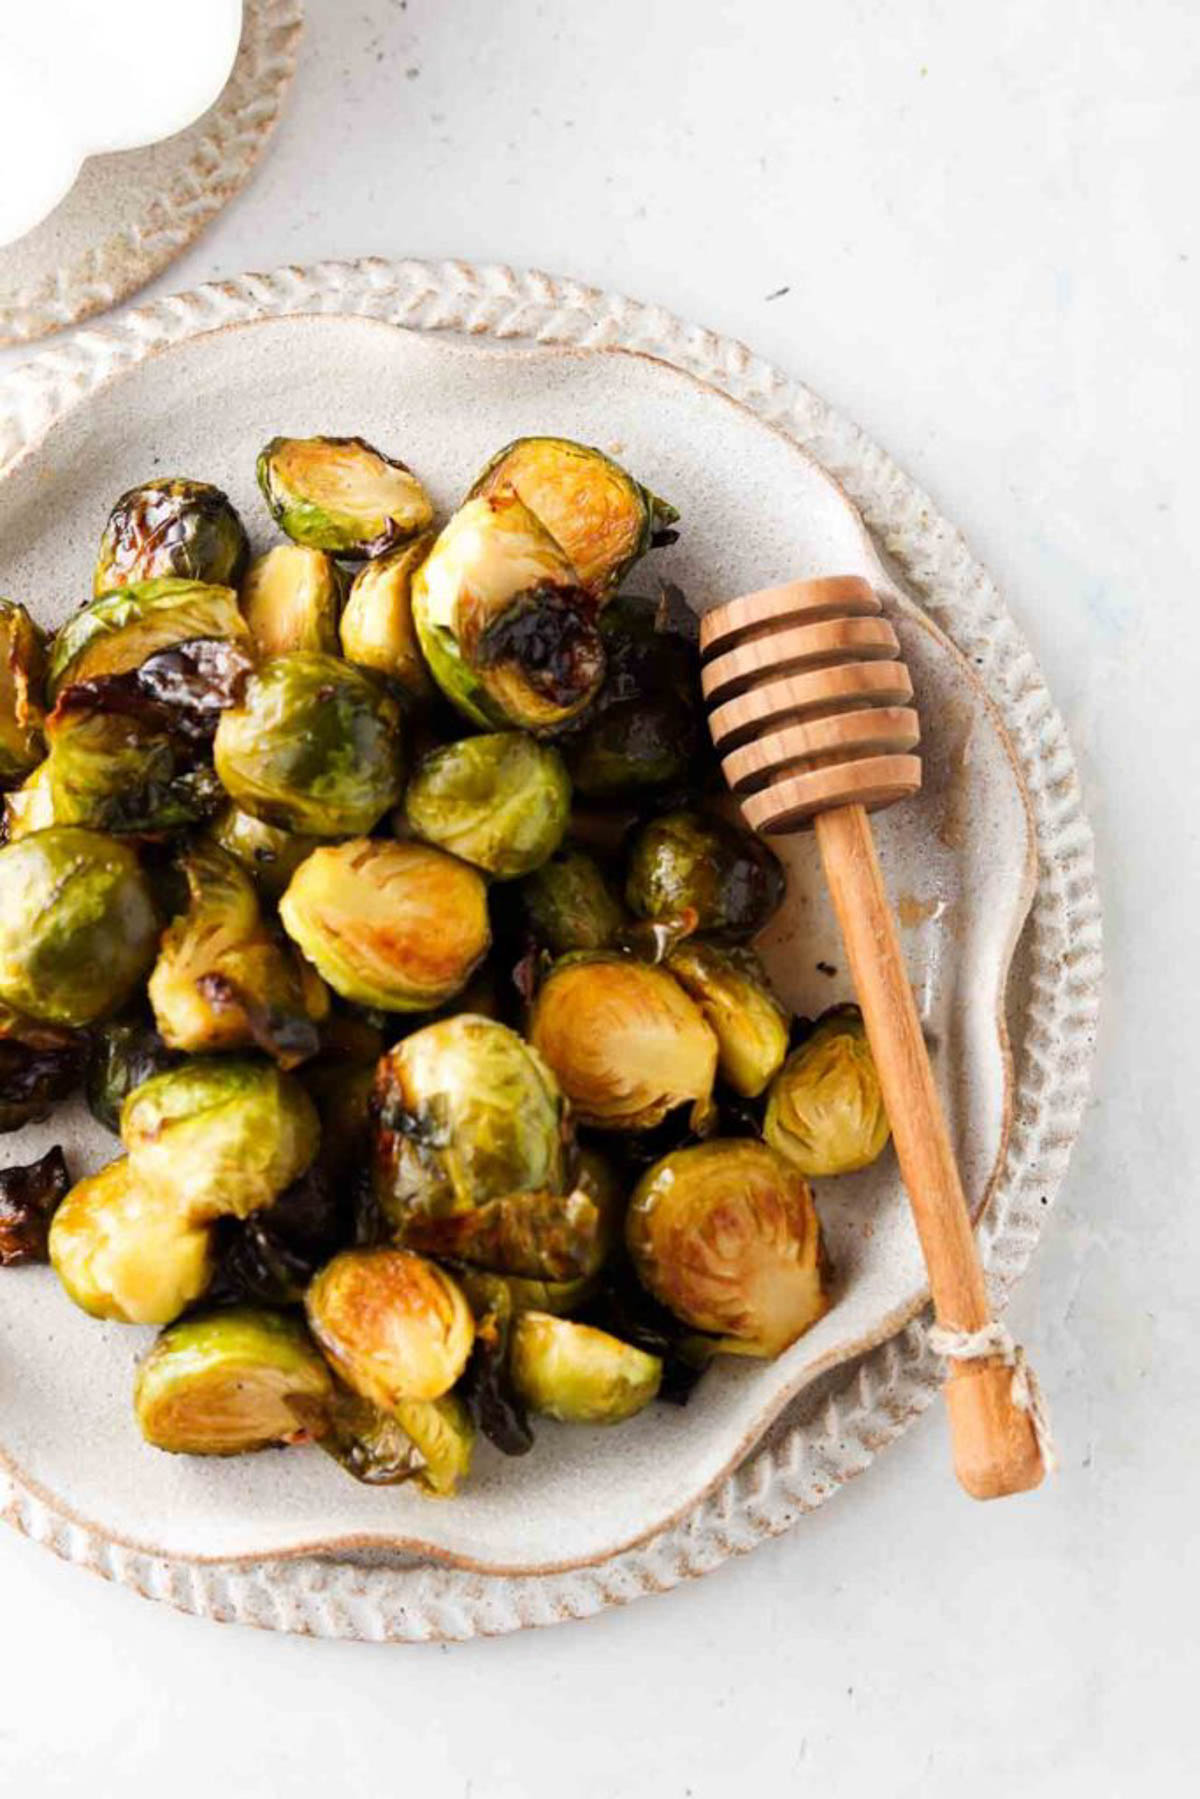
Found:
519,847 -> 626,953
280,838 -> 489,1012
241,544 -> 343,657
529,953 -> 717,1131
457,1266 -> 599,1320
509,1312 -> 662,1423
0,827 -> 158,1026
38,686 -> 225,835
625,810 -> 786,941
209,1160 -> 349,1307
405,731 -> 570,879
0,1003 -> 87,1132
0,1146 -> 69,1265
0,598 -> 46,786
306,1248 -> 474,1406
455,1272 -> 533,1455
2,760 -> 57,839
49,1156 -> 214,1324
666,941 -> 789,1098
209,804 -> 327,899
93,479 -> 249,595
627,1139 -> 829,1355
339,534 -> 434,697
86,1013 -> 178,1134
257,435 -> 434,558
48,577 -> 251,698
400,1185 -> 604,1281
764,1005 -> 890,1177
134,1308 -> 333,1455
411,493 -> 605,733
319,1387 -> 475,1494
564,593 -> 700,798
468,437 -> 678,603
213,652 -> 405,835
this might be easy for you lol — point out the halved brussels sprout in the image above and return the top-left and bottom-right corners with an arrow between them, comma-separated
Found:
0,827 -> 159,1026
563,592 -> 701,797
134,1308 -> 333,1454
468,438 -> 678,603
257,435 -> 434,558
38,689 -> 225,836
666,941 -> 789,1098
3,760 -> 57,839
213,652 -> 405,836
86,1013 -> 178,1134
626,1139 -> 829,1355
241,544 -> 343,656
509,1312 -> 662,1423
48,578 -> 252,699
0,1003 -> 87,1133
625,809 -> 786,941
400,1185 -> 603,1281
93,479 -> 249,595
529,953 -> 717,1131
411,493 -> 605,733
520,847 -> 626,954
339,534 -> 434,697
306,1248 -> 474,1406
0,598 -> 46,786
764,1005 -> 890,1177
209,804 -> 327,899
48,1156 -> 214,1324
0,1146 -> 69,1265
404,731 -> 570,879
279,838 -> 489,1012
320,1387 -> 475,1494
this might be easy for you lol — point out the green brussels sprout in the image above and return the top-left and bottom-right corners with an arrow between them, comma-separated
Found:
520,847 -> 626,953
209,804 -> 327,899
49,1156 -> 215,1324
3,760 -> 58,839
411,493 -> 605,733
319,1387 -> 475,1494
0,827 -> 159,1026
509,1312 -> 662,1423
241,544 -> 343,657
399,1185 -> 603,1282
93,478 -> 249,595
458,1267 -> 598,1320
529,953 -> 717,1131
0,1146 -> 69,1265
625,810 -> 786,942
257,435 -> 434,558
0,1003 -> 87,1132
0,598 -> 46,786
38,688 -> 225,836
86,1013 -> 178,1134
626,1139 -> 829,1355
564,593 -> 700,798
48,577 -> 252,699
306,1248 -> 474,1406
404,731 -> 570,879
339,534 -> 434,697
134,1308 -> 334,1455
666,941 -> 789,1098
213,652 -> 405,835
468,437 -> 678,604
764,1005 -> 890,1177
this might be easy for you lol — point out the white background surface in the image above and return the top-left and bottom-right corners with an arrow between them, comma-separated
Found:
0,1 -> 1195,1793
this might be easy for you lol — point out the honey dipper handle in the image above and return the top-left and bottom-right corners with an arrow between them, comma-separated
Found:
814,803 -> 1045,1499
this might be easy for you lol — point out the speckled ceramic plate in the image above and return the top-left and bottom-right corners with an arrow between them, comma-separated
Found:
0,262 -> 1101,1637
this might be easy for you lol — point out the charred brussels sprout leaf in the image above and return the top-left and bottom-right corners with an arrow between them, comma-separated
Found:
0,1003 -> 87,1133
93,479 -> 248,595
213,652 -> 405,836
87,1013 -> 178,1134
306,1248 -> 474,1406
48,578 -> 252,699
209,805 -> 328,900
666,940 -> 789,1098
319,1386 -> 474,1493
339,534 -> 434,697
405,731 -> 570,879
764,1004 -> 890,1177
49,1156 -> 215,1324
563,593 -> 701,798
0,598 -> 47,786
456,1273 -> 533,1456
520,847 -> 626,954
0,1146 -> 69,1265
241,544 -> 344,657
509,1312 -> 662,1423
134,1308 -> 333,1455
209,1161 -> 350,1307
625,809 -> 785,942
257,435 -> 433,558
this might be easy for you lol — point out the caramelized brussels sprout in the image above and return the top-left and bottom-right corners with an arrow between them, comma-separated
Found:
626,1139 -> 829,1355
134,1308 -> 333,1454
764,1005 -> 890,1177
93,479 -> 248,595
320,1387 -> 475,1494
86,1013 -> 178,1133
0,827 -> 158,1026
3,760 -> 57,839
339,534 -> 434,697
0,598 -> 46,786
39,687 -> 225,835
0,1146 -> 69,1264
49,1156 -> 214,1324
0,1003 -> 87,1132
241,544 -> 343,656
209,1159 -> 349,1308
400,1185 -> 604,1281
257,435 -> 433,558
405,731 -> 570,879
48,578 -> 251,698
213,652 -> 405,835
666,941 -> 789,1098
509,1312 -> 662,1423
454,1272 -> 533,1455
468,437 -> 678,603
306,1248 -> 474,1406
520,847 -> 626,953
564,593 -> 700,797
625,810 -> 785,941
529,953 -> 717,1131
411,493 -> 605,733
209,804 -> 326,900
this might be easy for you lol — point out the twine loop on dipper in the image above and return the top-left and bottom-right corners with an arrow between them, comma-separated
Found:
928,1320 -> 1058,1475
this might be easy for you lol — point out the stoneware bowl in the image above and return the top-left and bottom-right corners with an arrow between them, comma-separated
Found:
0,261 -> 1101,1637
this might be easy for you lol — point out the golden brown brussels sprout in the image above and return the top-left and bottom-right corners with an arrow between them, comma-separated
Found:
625,809 -> 786,942
209,804 -> 327,900
0,1003 -> 87,1133
49,1156 -> 214,1324
529,953 -> 717,1131
86,1013 -> 178,1134
0,599 -> 46,786
213,652 -> 405,836
411,493 -> 605,733
666,940 -> 789,1098
257,435 -> 434,558
93,479 -> 249,596
339,534 -> 434,697
133,1308 -> 333,1455
0,827 -> 158,1026
280,838 -> 489,1012
520,847 -> 626,954
306,1247 -> 474,1406
404,731 -> 570,879
764,1004 -> 890,1177
509,1312 -> 662,1423
563,593 -> 701,797
0,1146 -> 69,1265
626,1139 -> 829,1355
468,437 -> 678,604
3,760 -> 58,839
320,1388 -> 475,1494
48,577 -> 252,699
241,544 -> 343,657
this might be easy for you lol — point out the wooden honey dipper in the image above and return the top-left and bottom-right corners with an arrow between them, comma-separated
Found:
701,574 -> 1050,1500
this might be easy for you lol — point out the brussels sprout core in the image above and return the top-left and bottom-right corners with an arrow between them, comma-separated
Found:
134,1308 -> 333,1454
257,435 -> 434,557
306,1248 -> 475,1407
509,1313 -> 662,1423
